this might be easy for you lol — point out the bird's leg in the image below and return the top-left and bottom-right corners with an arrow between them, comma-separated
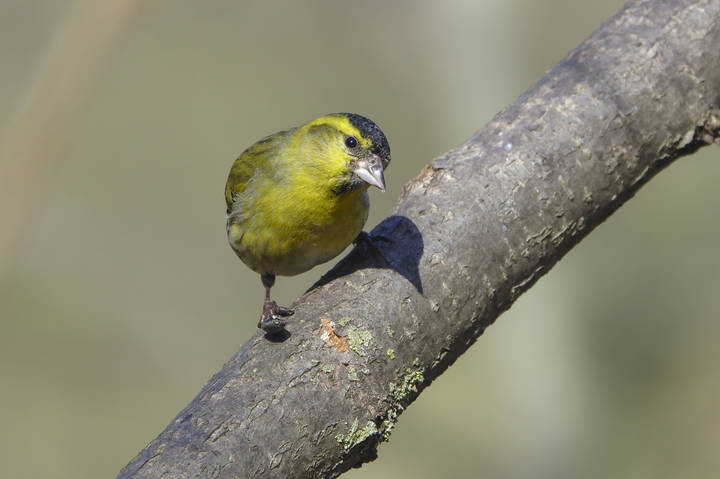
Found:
354,231 -> 392,265
258,273 -> 294,333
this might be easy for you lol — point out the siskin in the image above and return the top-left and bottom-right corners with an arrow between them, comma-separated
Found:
225,113 -> 391,332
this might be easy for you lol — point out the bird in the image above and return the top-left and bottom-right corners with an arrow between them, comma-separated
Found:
225,113 -> 391,333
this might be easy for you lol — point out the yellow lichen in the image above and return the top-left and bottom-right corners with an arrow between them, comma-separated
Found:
346,326 -> 373,357
336,419 -> 378,451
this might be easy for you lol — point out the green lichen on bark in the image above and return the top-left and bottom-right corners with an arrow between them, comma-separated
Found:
336,419 -> 378,452
389,366 -> 425,403
346,326 -> 373,356
380,364 -> 427,441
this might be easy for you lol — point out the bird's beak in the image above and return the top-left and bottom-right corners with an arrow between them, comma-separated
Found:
353,154 -> 386,192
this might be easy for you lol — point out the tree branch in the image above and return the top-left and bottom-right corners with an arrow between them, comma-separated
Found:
118,1 -> 720,477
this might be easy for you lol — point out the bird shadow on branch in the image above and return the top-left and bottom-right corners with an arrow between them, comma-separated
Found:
310,214 -> 424,295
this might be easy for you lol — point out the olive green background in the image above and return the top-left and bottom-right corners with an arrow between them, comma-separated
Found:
2,1 -> 719,478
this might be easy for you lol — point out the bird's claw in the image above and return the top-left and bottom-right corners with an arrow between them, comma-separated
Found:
258,300 -> 294,333
258,316 -> 287,334
273,303 -> 294,316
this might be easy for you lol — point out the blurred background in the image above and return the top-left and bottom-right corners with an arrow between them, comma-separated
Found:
1,1 -> 719,478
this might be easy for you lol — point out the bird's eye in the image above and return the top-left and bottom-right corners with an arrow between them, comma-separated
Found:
344,136 -> 358,148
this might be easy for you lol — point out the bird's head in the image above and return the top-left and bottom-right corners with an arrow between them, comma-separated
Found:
297,113 -> 391,195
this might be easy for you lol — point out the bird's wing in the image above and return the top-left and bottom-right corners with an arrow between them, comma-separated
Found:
224,128 -> 296,213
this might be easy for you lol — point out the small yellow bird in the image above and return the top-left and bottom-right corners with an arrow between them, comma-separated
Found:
225,113 -> 391,332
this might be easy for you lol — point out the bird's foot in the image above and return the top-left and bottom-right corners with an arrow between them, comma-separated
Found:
258,300 -> 294,333
354,231 -> 392,265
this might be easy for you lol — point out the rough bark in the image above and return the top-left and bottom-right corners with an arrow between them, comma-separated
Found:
118,1 -> 720,477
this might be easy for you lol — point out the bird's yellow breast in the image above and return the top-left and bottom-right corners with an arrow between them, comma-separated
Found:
228,185 -> 368,276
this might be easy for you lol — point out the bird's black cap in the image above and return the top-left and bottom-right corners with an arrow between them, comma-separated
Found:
343,113 -> 391,165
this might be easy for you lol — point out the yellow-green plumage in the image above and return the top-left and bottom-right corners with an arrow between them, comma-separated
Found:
225,113 -> 390,330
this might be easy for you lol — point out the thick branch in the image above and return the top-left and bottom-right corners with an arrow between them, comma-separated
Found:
118,1 -> 720,478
